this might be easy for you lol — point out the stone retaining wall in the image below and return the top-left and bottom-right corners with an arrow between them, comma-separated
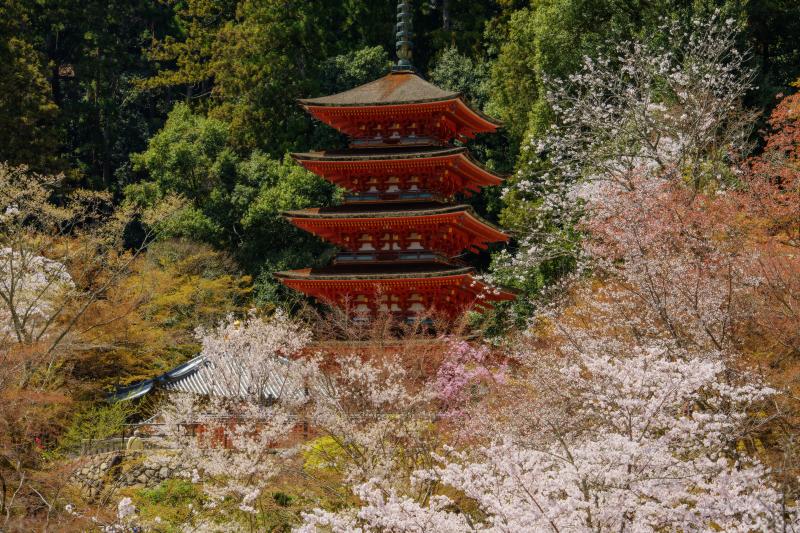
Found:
118,454 -> 190,488
68,451 -> 191,501
69,452 -> 123,499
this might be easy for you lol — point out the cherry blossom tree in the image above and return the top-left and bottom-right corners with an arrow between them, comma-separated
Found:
496,12 -> 757,285
0,249 -> 74,344
300,336 -> 798,532
305,349 -> 438,493
573,85 -> 800,499
150,312 -> 310,520
0,164 -> 179,527
147,313 -> 447,529
433,339 -> 506,432
0,163 -> 177,373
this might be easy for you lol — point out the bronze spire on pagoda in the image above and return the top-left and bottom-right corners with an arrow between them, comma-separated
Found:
393,0 -> 414,72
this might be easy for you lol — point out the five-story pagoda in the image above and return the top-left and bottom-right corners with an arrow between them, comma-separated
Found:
275,0 -> 515,321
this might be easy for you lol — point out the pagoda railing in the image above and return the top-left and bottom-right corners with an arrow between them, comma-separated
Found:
352,315 -> 436,327
344,191 -> 443,203
350,135 -> 440,149
334,250 -> 460,265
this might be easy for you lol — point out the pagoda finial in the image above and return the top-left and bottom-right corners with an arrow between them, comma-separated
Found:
393,0 -> 414,72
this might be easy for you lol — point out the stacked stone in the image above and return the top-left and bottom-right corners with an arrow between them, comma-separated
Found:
69,452 -> 123,499
69,451 -> 192,500
117,454 -> 189,488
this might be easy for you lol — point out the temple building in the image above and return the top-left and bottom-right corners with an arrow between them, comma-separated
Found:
275,0 -> 515,321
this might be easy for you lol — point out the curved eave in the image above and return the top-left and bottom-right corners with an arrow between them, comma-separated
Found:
275,269 -> 517,304
108,380 -> 154,402
452,98 -> 503,131
164,355 -> 206,379
285,203 -> 464,219
275,266 -> 474,282
292,150 -> 505,190
302,98 -> 501,135
284,205 -> 509,245
456,151 -> 506,187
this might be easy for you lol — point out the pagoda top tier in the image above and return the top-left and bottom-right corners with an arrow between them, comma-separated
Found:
300,72 -> 501,146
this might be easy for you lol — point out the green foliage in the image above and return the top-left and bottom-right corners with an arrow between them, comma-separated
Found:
430,46 -> 491,110
58,402 -> 134,453
303,436 -> 347,474
417,0 -> 504,67
273,491 -> 293,507
141,479 -> 200,506
21,0 -> 177,188
237,153 -> 341,264
141,0 -> 237,93
208,0 -> 329,154
320,46 -> 391,95
128,103 -> 338,307
488,0 -> 639,142
0,2 -> 59,170
131,103 -> 231,196
144,1 -> 393,155
741,0 -> 800,107
131,479 -> 203,531
71,239 -> 251,386
130,103 -> 335,249
129,104 -> 231,243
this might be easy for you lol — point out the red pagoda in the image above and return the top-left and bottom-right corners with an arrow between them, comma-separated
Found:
275,0 -> 515,321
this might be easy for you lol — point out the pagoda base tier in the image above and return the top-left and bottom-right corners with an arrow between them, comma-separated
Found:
274,263 -> 515,319
298,72 -> 501,144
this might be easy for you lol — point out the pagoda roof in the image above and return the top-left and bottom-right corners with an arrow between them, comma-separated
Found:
275,263 -> 517,314
285,203 -> 506,235
291,146 -> 504,193
298,72 -> 502,141
299,72 -> 460,107
285,202 -> 486,219
275,263 -> 516,298
284,204 -> 508,254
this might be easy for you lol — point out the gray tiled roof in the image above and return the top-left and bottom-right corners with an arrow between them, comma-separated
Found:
110,355 -> 302,403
